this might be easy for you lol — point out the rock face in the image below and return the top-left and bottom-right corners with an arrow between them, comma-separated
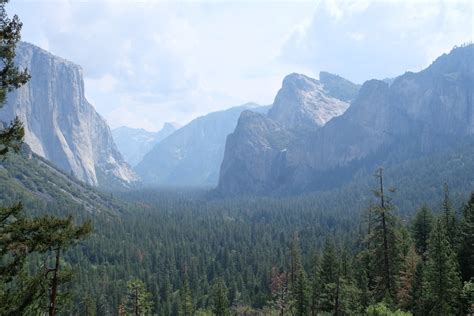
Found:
218,110 -> 295,194
318,71 -> 361,102
135,103 -> 269,186
112,122 -> 179,167
0,42 -> 137,187
218,72 -> 358,195
217,45 -> 474,196
268,73 -> 352,130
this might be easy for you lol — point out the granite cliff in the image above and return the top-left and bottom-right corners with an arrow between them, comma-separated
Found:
0,42 -> 137,187
217,45 -> 473,196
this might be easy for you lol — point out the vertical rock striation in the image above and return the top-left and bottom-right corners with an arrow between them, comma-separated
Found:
0,42 -> 137,187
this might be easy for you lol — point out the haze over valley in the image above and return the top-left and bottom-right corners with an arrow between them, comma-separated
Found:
0,1 -> 473,315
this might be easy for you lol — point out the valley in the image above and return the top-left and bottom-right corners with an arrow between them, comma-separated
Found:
1,1 -> 473,315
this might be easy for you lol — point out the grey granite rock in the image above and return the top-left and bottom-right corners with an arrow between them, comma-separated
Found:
0,42 -> 137,187
268,73 -> 351,130
217,45 -> 473,196
135,103 -> 269,186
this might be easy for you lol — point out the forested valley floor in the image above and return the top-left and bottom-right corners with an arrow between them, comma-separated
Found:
2,146 -> 473,315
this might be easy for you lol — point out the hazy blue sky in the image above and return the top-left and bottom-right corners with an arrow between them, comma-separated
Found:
8,0 -> 473,131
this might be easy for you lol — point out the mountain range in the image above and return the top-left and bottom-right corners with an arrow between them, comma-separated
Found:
1,42 -> 471,196
217,44 -> 473,196
112,122 -> 179,167
135,103 -> 269,187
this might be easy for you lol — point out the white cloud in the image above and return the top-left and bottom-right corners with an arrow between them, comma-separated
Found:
7,0 -> 473,130
280,0 -> 473,83
85,74 -> 117,94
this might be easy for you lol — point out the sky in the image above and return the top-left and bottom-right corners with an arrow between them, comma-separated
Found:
7,0 -> 474,131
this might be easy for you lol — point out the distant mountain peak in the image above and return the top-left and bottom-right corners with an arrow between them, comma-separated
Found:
112,122 -> 179,167
162,122 -> 181,131
281,73 -> 320,90
268,73 -> 351,129
135,103 -> 268,187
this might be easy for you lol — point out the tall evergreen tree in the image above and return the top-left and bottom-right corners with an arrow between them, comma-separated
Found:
1,213 -> 91,315
270,267 -> 290,316
289,234 -> 309,315
338,277 -> 362,315
125,279 -> 153,316
179,272 -> 193,316
0,0 -> 30,295
160,274 -> 172,315
410,262 -> 427,316
0,2 -> 61,314
211,278 -> 229,316
412,205 -> 433,261
336,247 -> 363,314
367,168 -> 401,302
37,216 -> 92,316
396,246 -> 420,310
441,184 -> 457,247
0,0 -> 30,156
309,253 -> 322,316
354,259 -> 372,311
424,219 -> 462,315
459,192 -> 474,282
319,238 -> 340,313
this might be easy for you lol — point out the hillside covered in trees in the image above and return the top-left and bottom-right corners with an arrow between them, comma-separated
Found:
2,144 -> 473,314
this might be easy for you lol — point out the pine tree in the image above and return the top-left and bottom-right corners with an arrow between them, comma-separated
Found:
38,216 -> 92,316
160,274 -> 172,315
337,248 -> 362,314
179,272 -> 193,316
0,0 -> 30,306
126,279 -> 153,316
410,262 -> 427,316
319,238 -> 339,313
338,277 -> 362,315
0,0 -> 30,156
354,260 -> 372,311
367,168 -> 401,302
0,202 -> 28,281
270,267 -> 290,316
441,184 -> 457,247
309,253 -> 321,316
459,192 -> 474,282
412,205 -> 433,261
424,219 -> 462,315
396,246 -> 420,310
211,278 -> 229,316
1,213 -> 91,315
0,2 -> 54,314
289,234 -> 309,316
